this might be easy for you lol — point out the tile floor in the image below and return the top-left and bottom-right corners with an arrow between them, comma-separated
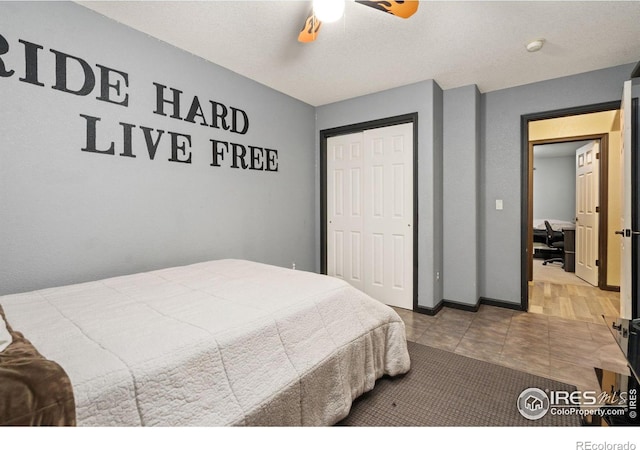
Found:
393,304 -> 631,392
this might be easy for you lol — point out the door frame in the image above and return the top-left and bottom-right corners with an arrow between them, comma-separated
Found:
632,95 -> 639,319
320,113 -> 419,309
520,101 -> 620,311
527,134 -> 610,287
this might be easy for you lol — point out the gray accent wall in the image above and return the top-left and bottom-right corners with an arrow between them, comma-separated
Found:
315,80 -> 444,309
432,83 -> 444,307
1,2 -> 636,313
533,155 -> 576,223
480,64 -> 634,305
0,3 -> 316,295
443,85 -> 480,306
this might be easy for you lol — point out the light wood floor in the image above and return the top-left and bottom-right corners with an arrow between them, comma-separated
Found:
529,259 -> 620,323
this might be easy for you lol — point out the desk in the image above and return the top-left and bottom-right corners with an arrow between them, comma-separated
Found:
562,227 -> 576,272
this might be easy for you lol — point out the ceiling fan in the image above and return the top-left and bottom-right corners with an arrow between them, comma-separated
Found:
298,0 -> 420,43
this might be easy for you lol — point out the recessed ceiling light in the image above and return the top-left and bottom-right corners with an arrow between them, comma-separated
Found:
526,39 -> 545,52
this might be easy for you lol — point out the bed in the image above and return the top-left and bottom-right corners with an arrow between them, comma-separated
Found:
532,219 -> 575,243
0,259 -> 410,426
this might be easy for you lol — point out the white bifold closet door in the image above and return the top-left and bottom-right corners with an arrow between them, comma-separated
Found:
327,122 -> 413,309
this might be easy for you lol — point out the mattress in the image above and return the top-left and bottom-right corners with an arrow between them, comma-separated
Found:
0,259 -> 410,426
533,219 -> 575,231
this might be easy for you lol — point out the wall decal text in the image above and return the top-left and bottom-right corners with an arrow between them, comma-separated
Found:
0,32 -> 279,172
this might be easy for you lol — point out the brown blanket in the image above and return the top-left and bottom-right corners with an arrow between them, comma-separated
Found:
0,305 -> 76,426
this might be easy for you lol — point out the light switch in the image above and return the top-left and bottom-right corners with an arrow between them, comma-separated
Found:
496,199 -> 503,210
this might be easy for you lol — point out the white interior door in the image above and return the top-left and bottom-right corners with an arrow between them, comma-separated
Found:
362,123 -> 414,309
327,132 -> 365,292
619,80 -> 632,319
575,140 -> 599,286
326,122 -> 414,309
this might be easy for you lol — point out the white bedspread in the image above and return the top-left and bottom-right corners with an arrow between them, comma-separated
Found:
0,259 -> 410,426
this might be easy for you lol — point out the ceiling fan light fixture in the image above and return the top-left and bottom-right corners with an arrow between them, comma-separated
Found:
313,0 -> 346,23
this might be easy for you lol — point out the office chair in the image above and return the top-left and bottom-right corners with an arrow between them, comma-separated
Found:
542,220 -> 564,266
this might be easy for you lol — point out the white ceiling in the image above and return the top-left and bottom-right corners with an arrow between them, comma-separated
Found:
533,140 -> 592,159
78,0 -> 640,106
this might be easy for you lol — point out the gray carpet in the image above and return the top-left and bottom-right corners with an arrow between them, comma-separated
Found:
338,341 -> 581,426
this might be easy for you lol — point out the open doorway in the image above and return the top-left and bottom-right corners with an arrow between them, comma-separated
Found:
531,139 -> 590,279
521,104 -> 622,322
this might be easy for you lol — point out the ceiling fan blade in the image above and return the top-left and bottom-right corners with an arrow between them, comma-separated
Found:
298,12 -> 322,43
355,1 -> 419,19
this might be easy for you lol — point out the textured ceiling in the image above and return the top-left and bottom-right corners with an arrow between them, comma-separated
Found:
78,0 -> 640,106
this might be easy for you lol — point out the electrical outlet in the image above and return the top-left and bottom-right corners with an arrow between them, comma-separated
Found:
436,271 -> 440,280
292,262 -> 296,270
